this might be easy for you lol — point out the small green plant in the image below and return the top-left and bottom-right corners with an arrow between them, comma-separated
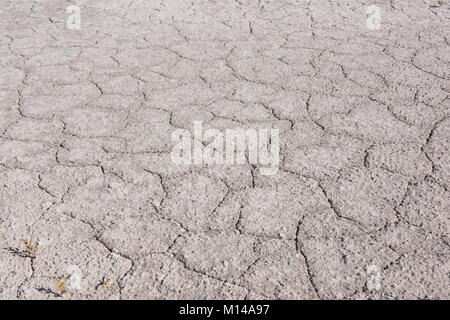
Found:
99,276 -> 110,288
21,239 -> 38,258
438,0 -> 444,6
95,276 -> 110,290
56,277 -> 67,295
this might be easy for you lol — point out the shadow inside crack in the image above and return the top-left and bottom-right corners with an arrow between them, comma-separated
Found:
4,247 -> 29,258
35,287 -> 61,298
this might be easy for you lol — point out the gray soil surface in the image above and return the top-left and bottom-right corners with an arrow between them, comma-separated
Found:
0,0 -> 449,299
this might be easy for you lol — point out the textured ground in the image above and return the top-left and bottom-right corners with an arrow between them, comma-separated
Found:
0,0 -> 449,300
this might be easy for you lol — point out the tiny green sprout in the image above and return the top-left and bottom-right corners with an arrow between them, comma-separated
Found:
56,277 -> 67,295
99,276 -> 110,288
21,239 -> 38,258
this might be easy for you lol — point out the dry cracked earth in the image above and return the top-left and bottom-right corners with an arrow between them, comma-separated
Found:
0,0 -> 449,300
